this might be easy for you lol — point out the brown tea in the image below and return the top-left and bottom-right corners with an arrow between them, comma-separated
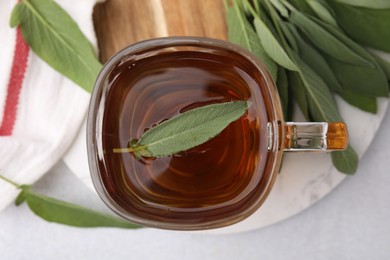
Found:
95,46 -> 274,227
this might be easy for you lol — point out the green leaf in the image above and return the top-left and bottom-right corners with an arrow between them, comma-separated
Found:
328,1 -> 390,52
306,0 -> 338,27
338,89 -> 377,114
325,55 -> 389,97
286,52 -> 341,121
287,9 -> 372,66
287,0 -> 315,15
15,185 -> 31,206
307,17 -> 389,97
15,190 -> 27,206
124,101 -> 250,158
333,0 -> 390,9
269,0 -> 289,17
288,71 -> 310,120
258,4 -> 278,36
276,68 -> 289,119
226,0 -> 278,80
12,0 -> 102,93
23,189 -> 140,229
288,24 -> 342,92
253,17 -> 298,71
371,53 -> 390,82
279,21 -> 298,51
10,3 -> 24,27
331,146 -> 359,174
282,27 -> 336,122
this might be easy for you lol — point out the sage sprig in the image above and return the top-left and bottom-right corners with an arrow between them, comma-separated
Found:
226,0 -> 390,174
114,101 -> 250,158
0,175 -> 140,228
10,0 -> 102,93
7,0 -> 121,228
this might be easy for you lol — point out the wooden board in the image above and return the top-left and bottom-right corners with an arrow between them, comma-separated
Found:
93,0 -> 227,62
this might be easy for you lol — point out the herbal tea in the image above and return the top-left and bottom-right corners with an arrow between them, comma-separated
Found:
94,46 -> 274,226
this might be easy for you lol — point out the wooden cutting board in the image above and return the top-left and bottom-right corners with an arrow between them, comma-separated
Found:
93,0 -> 227,62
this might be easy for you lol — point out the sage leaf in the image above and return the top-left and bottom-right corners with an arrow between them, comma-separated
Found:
325,56 -> 389,98
338,89 -> 377,114
288,24 -> 342,92
226,0 -> 278,80
331,146 -> 359,175
288,71 -> 310,120
308,17 -> 389,97
288,9 -> 372,66
333,0 -> 390,9
269,0 -> 289,17
285,47 -> 340,121
10,0 -> 102,93
10,3 -> 23,27
15,185 -> 30,206
258,4 -> 278,37
279,21 -> 298,52
306,0 -> 338,27
287,0 -> 315,16
276,68 -> 289,119
253,17 -> 298,71
19,187 -> 140,229
329,1 -> 390,52
371,53 -> 390,82
262,2 -> 301,63
128,101 -> 250,158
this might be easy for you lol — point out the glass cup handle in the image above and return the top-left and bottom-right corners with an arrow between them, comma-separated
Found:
283,122 -> 348,151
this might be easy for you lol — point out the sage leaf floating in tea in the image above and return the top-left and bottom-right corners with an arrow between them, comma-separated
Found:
114,101 -> 250,158
10,0 -> 102,93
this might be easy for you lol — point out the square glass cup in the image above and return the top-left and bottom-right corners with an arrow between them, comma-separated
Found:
87,37 -> 347,230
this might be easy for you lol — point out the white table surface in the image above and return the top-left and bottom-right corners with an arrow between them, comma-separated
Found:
1,106 -> 389,260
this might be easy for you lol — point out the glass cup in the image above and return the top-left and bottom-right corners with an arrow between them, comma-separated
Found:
87,37 -> 348,230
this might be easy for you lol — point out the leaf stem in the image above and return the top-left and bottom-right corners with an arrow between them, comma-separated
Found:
0,175 -> 21,188
243,0 -> 261,19
113,147 -> 135,153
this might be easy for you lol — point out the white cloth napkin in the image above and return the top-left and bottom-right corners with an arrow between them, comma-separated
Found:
0,0 -> 101,211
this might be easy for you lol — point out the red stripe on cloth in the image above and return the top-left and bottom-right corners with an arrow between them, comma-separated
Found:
0,27 -> 30,136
